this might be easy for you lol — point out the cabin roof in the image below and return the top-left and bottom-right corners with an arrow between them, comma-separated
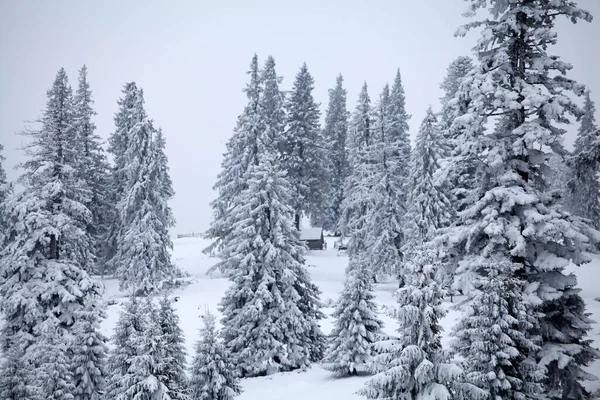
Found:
299,227 -> 323,241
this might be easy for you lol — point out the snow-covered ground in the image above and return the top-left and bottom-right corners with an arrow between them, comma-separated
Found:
100,236 -> 600,398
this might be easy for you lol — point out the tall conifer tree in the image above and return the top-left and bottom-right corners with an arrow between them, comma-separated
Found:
281,62 -> 325,229
205,54 -> 262,270
567,91 -> 600,229
111,84 -> 181,295
322,75 -> 350,234
440,1 -> 600,397
72,65 -> 111,273
0,68 -> 105,399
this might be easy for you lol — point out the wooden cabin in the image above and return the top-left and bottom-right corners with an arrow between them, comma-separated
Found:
300,227 -> 326,250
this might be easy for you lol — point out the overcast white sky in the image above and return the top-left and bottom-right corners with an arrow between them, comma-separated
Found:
1,0 -> 599,234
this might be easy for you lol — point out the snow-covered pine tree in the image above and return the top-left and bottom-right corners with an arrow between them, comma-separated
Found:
104,82 -> 142,276
360,261 -> 462,400
259,55 -> 286,151
439,1 -> 600,397
292,262 -> 327,363
0,192 -> 51,400
451,259 -> 544,399
340,82 -> 375,242
112,84 -> 181,295
386,70 -> 412,186
322,252 -> 383,376
567,90 -> 600,229
154,129 -> 176,229
105,296 -> 145,398
281,62 -> 326,229
437,56 -> 475,214
72,65 -> 111,274
189,309 -> 242,400
219,149 -> 319,377
326,83 -> 382,376
0,143 -> 11,247
117,298 -> 172,400
70,299 -> 108,400
321,75 -> 350,234
0,68 -> 105,399
403,108 -> 452,263
156,295 -> 188,399
205,54 -> 262,271
34,326 -> 76,400
365,80 -> 410,281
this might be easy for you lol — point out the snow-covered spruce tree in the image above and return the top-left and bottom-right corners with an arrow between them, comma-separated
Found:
567,90 -> 600,228
387,70 -> 412,186
0,143 -> 11,247
219,150 -> 321,377
205,54 -> 262,270
0,68 -> 105,399
360,261 -> 462,400
340,82 -> 375,241
365,79 -> 410,281
118,298 -> 172,399
259,55 -> 286,151
321,75 -> 350,234
0,192 -> 50,400
112,84 -> 181,295
70,299 -> 108,400
19,68 -> 96,273
72,65 -> 111,274
437,56 -> 475,213
403,108 -> 452,262
154,129 -> 176,229
322,252 -> 383,376
190,309 -> 242,400
281,62 -> 326,229
438,1 -> 600,397
105,296 -> 145,398
34,326 -> 76,400
156,295 -> 188,399
104,82 -> 142,276
451,259 -> 544,399
326,82 -> 383,374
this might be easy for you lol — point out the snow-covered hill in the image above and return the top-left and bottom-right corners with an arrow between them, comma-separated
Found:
99,236 -> 600,398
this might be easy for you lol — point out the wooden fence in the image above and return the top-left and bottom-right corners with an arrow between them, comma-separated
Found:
176,232 -> 205,239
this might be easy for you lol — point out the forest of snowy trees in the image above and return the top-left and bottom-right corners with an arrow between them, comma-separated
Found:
1,0 -> 600,399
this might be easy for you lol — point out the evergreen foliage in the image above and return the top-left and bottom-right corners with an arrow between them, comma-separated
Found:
0,143 -> 12,247
439,1 -> 600,397
70,300 -> 108,400
322,254 -> 383,376
451,260 -> 544,399
72,65 -> 111,274
567,91 -> 600,229
190,309 -> 242,400
156,295 -> 189,399
321,75 -> 350,234
281,62 -> 326,229
206,54 -> 262,271
340,82 -> 375,244
365,79 -> 411,281
105,82 -> 141,276
360,263 -> 461,400
219,151 -> 321,377
0,68 -> 106,400
404,108 -> 452,261
111,83 -> 180,295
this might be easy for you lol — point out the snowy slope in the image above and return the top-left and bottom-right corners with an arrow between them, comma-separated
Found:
100,236 -> 600,398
